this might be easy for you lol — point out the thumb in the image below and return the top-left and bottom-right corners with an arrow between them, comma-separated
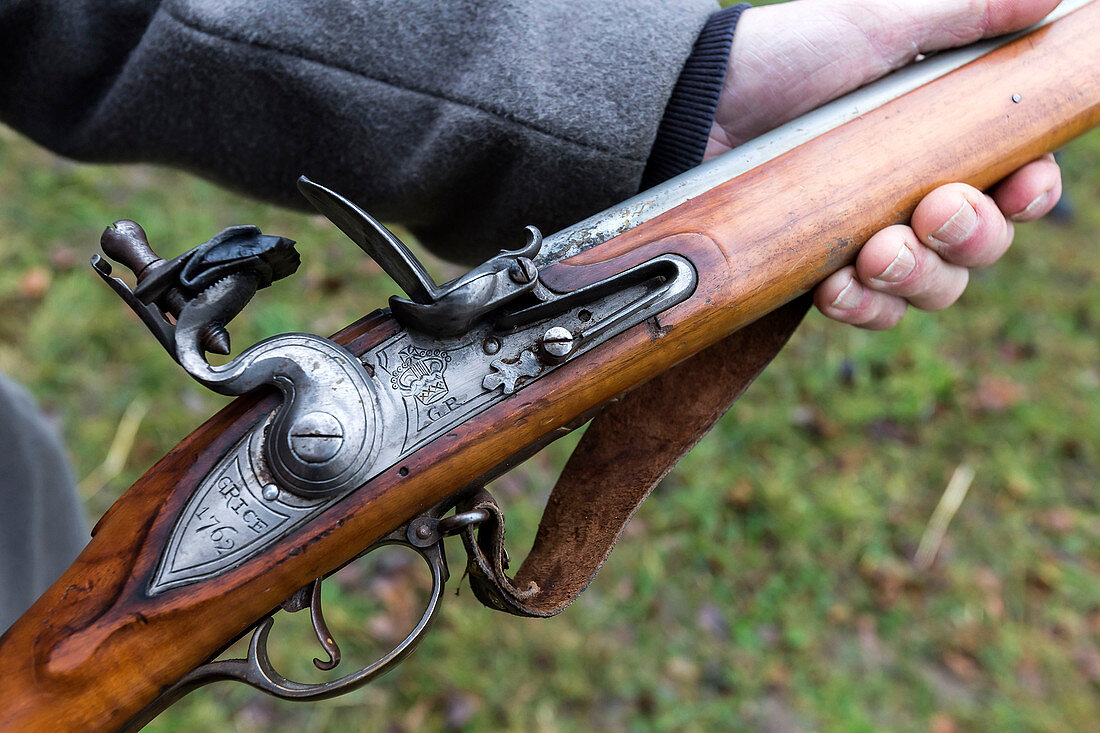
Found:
709,0 -> 1063,151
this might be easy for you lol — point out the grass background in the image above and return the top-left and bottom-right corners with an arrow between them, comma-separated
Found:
1,52 -> 1097,733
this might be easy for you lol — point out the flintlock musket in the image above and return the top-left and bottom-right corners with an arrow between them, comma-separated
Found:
1,1 -> 1098,729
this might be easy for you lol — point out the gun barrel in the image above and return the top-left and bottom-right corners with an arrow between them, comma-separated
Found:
540,0 -> 1095,265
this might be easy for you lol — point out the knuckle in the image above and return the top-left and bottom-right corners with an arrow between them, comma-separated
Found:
914,268 -> 969,311
863,300 -> 907,330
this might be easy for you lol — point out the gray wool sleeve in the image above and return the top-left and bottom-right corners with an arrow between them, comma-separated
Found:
0,0 -> 719,262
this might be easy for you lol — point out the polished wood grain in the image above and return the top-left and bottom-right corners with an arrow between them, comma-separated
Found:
2,5 -> 1098,729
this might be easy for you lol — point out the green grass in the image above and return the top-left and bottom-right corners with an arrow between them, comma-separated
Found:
1,119 -> 1097,732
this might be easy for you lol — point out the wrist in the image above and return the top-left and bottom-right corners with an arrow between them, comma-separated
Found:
641,3 -> 751,188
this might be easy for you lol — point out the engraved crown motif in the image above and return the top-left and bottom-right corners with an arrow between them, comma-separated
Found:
390,346 -> 451,405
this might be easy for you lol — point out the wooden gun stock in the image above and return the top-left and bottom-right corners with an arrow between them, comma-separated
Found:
2,3 -> 1098,729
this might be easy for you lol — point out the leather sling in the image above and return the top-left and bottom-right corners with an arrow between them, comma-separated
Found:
459,297 -> 810,616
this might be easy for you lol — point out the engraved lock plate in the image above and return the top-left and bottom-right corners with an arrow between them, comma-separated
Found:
149,254 -> 696,595
93,180 -> 697,595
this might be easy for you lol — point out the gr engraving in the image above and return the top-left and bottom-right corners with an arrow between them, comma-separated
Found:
425,395 -> 470,422
374,336 -> 482,452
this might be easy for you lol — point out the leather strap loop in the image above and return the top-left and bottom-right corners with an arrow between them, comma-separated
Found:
460,298 -> 811,617
457,489 -> 548,615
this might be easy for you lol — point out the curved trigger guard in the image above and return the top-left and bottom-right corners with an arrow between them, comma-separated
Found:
121,514 -> 449,732
213,543 -> 446,701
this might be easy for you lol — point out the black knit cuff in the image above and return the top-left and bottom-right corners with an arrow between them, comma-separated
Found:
640,3 -> 750,188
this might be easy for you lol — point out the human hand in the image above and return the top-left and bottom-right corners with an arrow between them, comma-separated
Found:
705,0 -> 1064,329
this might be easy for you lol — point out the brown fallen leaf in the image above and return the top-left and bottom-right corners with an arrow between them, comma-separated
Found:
942,650 -> 981,681
18,266 -> 51,299
929,712 -> 958,733
972,375 -> 1026,413
1040,506 -> 1076,534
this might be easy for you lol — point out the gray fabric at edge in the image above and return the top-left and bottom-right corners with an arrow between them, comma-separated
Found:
0,375 -> 89,633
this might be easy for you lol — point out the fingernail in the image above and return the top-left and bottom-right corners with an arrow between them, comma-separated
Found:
1010,190 -> 1051,222
870,245 -> 916,285
928,200 -> 979,249
830,278 -> 863,310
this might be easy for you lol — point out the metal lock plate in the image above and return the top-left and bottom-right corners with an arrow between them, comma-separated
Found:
94,180 -> 695,596
148,255 -> 694,594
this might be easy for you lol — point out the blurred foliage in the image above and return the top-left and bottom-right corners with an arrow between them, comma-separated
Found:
1,120 -> 1098,732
